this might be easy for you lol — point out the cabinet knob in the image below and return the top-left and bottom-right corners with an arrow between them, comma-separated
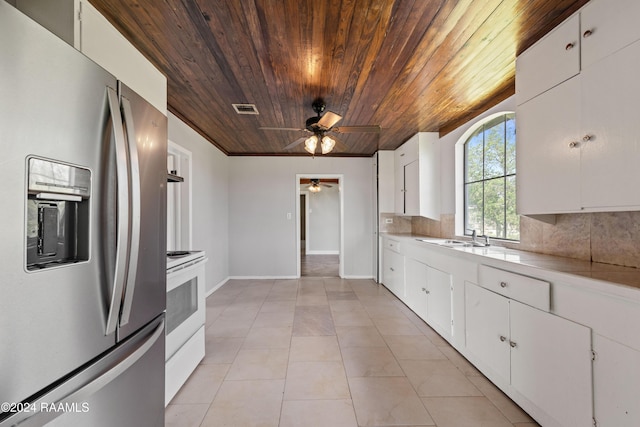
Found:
421,287 -> 426,292
582,134 -> 591,142
565,42 -> 575,51
390,267 -> 394,272
583,29 -> 593,38
510,341 -> 517,348
568,141 -> 579,148
499,335 -> 507,342
500,281 -> 507,288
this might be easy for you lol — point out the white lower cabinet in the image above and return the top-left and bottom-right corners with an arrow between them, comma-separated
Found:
465,282 -> 511,383
592,334 -> 640,426
405,257 -> 452,340
382,247 -> 404,299
465,282 -> 593,427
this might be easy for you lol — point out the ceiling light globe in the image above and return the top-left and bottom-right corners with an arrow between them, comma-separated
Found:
321,135 -> 336,154
304,135 -> 318,154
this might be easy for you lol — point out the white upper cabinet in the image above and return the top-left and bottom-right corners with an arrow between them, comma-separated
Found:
580,0 -> 640,69
15,0 -> 167,114
516,14 -> 580,106
516,0 -> 640,215
580,40 -> 640,210
393,132 -> 440,219
377,151 -> 395,213
517,76 -> 582,214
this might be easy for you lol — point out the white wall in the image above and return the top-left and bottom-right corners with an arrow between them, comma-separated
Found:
229,156 -> 374,278
307,185 -> 340,254
168,113 -> 229,293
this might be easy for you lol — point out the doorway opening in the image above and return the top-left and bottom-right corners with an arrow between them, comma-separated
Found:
296,175 -> 343,277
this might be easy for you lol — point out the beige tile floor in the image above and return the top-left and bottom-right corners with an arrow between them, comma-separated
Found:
165,278 -> 541,427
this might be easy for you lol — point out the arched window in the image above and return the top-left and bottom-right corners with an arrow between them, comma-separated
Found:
464,113 -> 519,240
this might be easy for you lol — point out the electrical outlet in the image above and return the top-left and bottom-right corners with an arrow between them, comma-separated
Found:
385,218 -> 393,224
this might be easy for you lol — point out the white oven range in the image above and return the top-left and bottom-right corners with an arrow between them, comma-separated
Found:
165,250 -> 207,405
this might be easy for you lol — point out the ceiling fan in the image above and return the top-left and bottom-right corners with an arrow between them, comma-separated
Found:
303,178 -> 333,193
259,98 -> 380,155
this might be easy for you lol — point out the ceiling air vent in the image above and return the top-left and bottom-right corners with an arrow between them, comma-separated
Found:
232,103 -> 259,115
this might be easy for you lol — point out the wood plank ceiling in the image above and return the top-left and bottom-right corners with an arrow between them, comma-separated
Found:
89,0 -> 588,157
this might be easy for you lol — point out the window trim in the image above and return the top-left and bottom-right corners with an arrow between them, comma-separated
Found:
455,110 -> 519,241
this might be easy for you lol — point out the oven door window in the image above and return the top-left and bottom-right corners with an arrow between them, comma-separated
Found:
166,277 -> 198,335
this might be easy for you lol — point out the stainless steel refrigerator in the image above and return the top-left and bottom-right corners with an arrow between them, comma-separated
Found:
0,3 -> 167,426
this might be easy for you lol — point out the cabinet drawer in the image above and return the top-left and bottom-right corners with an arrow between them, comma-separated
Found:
478,265 -> 550,311
384,238 -> 401,253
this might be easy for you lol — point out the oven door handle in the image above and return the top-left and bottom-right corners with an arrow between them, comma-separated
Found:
166,257 -> 208,278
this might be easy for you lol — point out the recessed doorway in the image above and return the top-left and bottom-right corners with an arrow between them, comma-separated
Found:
296,175 -> 343,277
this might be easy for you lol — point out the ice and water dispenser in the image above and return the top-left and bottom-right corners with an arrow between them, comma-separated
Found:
26,157 -> 91,270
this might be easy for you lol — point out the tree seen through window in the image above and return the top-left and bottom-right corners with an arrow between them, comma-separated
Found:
464,113 -> 519,240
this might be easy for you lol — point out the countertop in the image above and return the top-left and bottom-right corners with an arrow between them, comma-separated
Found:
382,233 -> 640,293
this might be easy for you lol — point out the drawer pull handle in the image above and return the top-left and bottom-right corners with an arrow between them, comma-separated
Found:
565,42 -> 574,51
510,341 -> 517,348
390,267 -> 394,272
500,281 -> 507,288
499,335 -> 507,342
583,29 -> 593,38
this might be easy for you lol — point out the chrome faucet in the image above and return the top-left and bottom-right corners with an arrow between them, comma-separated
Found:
467,229 -> 490,246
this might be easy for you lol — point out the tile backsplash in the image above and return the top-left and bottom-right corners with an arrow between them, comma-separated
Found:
381,211 -> 640,269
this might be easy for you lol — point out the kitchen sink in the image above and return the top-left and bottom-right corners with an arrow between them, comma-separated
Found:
416,238 -> 490,248
416,238 -> 471,247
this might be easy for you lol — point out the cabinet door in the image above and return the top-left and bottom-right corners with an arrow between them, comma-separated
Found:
464,283 -> 510,383
418,135 -> 441,220
516,76 -> 581,214
394,165 -> 405,214
403,160 -> 420,216
516,14 -> 580,105
581,0 -> 640,69
382,248 -> 404,298
404,258 -> 428,320
426,266 -> 452,339
510,301 -> 592,427
580,40 -> 640,210
592,334 -> 640,427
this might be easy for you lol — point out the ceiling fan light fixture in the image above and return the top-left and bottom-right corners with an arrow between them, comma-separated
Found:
309,183 -> 322,192
321,135 -> 336,154
304,135 -> 318,154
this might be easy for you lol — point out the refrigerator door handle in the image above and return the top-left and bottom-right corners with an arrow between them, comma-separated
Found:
119,95 -> 141,326
105,86 -> 130,336
0,318 -> 164,427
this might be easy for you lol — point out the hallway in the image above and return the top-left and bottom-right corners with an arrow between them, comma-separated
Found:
165,278 -> 538,426
300,249 -> 339,277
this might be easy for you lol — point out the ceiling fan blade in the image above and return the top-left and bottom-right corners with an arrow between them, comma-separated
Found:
283,137 -> 306,150
333,125 -> 381,133
317,111 -> 342,129
260,126 -> 306,131
321,183 -> 333,188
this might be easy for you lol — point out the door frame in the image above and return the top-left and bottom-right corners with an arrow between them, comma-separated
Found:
296,174 -> 344,278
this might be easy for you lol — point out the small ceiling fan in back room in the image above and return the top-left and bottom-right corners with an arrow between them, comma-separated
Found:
259,98 -> 380,155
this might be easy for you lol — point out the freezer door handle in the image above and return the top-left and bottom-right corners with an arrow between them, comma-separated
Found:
119,95 -> 141,326
0,317 -> 164,427
105,86 -> 130,336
